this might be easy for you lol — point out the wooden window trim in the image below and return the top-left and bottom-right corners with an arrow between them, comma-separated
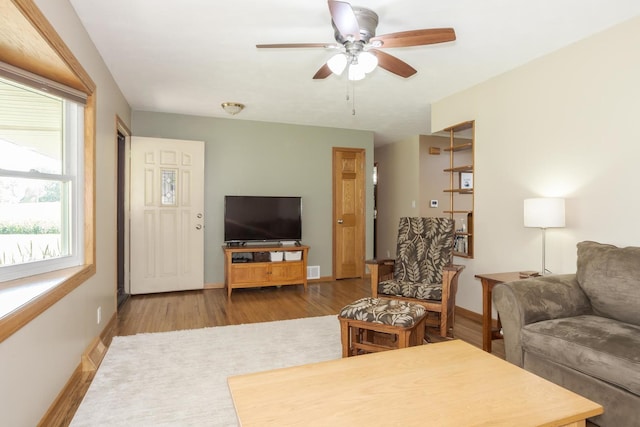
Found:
0,0 -> 96,343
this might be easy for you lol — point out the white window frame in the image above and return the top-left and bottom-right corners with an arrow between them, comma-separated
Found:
0,95 -> 85,282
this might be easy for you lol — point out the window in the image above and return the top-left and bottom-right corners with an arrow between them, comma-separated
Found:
0,0 -> 96,343
0,77 -> 84,282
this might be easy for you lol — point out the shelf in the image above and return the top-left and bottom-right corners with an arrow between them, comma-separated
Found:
231,259 -> 299,264
443,189 -> 473,194
443,120 -> 475,259
444,121 -> 474,132
444,142 -> 472,152
444,210 -> 473,214
453,251 -> 472,259
443,165 -> 473,173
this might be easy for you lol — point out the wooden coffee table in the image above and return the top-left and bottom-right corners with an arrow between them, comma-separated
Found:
228,340 -> 602,426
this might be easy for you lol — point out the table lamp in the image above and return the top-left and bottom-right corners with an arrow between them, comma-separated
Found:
524,198 -> 565,275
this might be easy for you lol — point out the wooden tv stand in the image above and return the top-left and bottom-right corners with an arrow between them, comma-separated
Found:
222,244 -> 309,297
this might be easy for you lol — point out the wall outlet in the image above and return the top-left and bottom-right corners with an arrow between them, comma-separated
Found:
97,306 -> 101,325
430,200 -> 438,208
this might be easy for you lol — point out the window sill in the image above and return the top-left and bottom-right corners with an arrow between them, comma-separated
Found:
0,265 -> 95,343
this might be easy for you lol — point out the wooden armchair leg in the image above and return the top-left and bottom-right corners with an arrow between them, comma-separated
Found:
439,264 -> 464,338
339,319 -> 350,357
440,321 -> 448,338
415,317 -> 426,345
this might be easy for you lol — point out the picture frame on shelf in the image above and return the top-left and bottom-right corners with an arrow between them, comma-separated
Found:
459,172 -> 473,190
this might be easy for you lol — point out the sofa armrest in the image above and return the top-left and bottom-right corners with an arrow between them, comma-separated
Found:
492,274 -> 592,366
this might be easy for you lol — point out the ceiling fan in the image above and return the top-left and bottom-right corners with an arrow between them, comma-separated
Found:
256,0 -> 456,81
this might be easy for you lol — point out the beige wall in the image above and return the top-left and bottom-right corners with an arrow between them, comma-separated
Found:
132,111 -> 375,283
375,135 -> 455,260
374,136 -> 421,259
432,16 -> 640,314
418,135 -> 450,216
0,1 -> 131,425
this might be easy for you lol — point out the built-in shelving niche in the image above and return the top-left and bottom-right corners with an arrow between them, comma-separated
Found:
443,121 -> 475,258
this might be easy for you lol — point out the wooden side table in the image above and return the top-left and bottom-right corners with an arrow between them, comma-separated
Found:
474,272 -> 523,353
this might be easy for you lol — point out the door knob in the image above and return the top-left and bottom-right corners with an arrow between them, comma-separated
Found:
195,224 -> 202,230
337,219 -> 343,224
197,213 -> 203,219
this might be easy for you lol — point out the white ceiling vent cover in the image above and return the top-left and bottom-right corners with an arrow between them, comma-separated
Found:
307,266 -> 320,280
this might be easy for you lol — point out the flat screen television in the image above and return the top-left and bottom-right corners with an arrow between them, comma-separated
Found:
224,195 -> 302,243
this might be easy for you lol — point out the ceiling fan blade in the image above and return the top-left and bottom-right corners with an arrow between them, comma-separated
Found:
313,63 -> 332,79
328,0 -> 360,41
256,43 -> 331,49
371,28 -> 456,48
371,49 -> 417,78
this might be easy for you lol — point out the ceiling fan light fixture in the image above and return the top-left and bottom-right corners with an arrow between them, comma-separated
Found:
327,53 -> 347,75
257,1 -> 456,81
348,64 -> 366,81
358,51 -> 378,73
221,102 -> 245,115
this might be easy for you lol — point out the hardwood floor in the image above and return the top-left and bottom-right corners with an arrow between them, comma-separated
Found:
42,279 -> 502,426
118,278 -> 371,335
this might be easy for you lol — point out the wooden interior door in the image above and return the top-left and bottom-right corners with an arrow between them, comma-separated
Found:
333,147 -> 365,279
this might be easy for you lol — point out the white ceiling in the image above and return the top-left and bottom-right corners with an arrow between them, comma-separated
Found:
69,0 -> 640,146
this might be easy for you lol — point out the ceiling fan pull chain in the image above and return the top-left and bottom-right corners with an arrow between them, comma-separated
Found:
345,78 -> 356,115
352,83 -> 356,115
345,77 -> 350,101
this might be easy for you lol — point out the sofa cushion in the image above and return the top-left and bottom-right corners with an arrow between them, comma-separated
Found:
576,241 -> 640,326
521,315 -> 640,395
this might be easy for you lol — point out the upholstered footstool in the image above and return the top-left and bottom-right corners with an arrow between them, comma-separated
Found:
338,297 -> 427,357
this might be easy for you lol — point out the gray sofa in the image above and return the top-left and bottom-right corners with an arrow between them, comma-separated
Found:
493,241 -> 640,427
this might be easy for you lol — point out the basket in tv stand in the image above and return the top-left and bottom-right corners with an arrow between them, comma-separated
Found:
222,244 -> 309,297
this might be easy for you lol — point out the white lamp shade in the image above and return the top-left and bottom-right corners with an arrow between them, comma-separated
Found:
327,53 -> 347,75
524,198 -> 565,228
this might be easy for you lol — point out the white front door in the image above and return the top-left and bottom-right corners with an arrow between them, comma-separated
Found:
130,137 -> 205,294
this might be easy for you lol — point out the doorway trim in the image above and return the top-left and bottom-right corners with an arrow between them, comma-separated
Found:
116,115 -> 131,310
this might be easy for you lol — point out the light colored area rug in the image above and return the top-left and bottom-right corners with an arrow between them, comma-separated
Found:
71,315 -> 342,426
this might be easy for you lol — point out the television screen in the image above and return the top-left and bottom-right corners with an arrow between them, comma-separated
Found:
224,196 -> 302,242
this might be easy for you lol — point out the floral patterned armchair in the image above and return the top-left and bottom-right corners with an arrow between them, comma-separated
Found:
366,217 -> 464,337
